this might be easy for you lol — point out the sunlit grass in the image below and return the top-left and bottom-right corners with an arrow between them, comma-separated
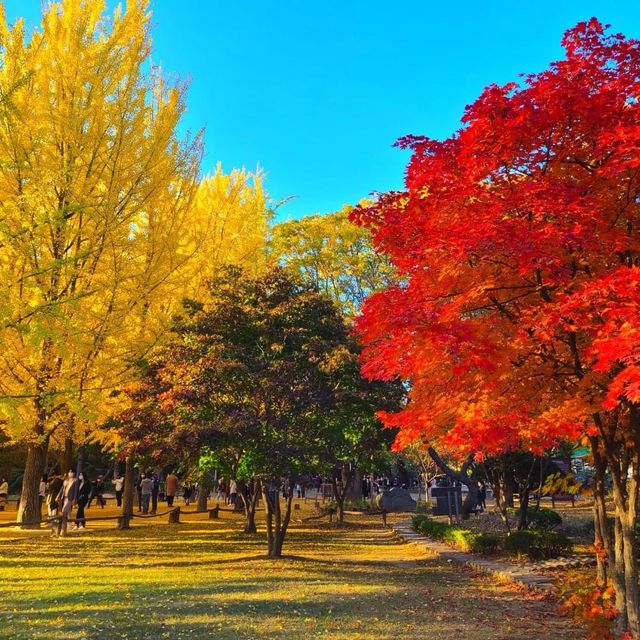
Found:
0,510 -> 579,639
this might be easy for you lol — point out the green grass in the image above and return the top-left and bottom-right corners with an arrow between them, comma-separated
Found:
0,514 -> 579,639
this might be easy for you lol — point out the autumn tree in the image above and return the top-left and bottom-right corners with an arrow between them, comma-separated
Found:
270,205 -> 395,316
0,0 -> 202,525
118,267 -> 365,557
353,20 -> 640,638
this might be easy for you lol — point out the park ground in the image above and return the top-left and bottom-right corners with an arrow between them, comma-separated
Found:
0,502 -> 583,640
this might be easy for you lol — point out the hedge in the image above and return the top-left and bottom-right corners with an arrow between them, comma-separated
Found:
503,529 -> 573,560
412,515 -> 499,554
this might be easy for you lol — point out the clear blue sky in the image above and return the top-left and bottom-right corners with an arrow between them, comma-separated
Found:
4,1 -> 640,220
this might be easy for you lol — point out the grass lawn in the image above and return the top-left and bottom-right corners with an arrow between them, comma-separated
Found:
0,509 -> 582,639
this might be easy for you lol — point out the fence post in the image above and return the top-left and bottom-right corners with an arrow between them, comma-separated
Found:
168,507 -> 180,524
208,506 -> 219,519
56,514 -> 65,536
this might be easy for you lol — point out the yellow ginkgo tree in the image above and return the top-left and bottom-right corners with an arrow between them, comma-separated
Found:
0,0 -> 203,524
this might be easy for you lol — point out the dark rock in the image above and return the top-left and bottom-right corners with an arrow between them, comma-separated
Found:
376,487 -> 416,513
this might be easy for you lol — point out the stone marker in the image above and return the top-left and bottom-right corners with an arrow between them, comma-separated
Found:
376,487 -> 417,512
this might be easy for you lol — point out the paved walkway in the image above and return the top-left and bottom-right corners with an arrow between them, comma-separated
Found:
392,520 -> 556,593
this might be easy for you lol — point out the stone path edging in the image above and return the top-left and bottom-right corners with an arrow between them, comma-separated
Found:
392,520 -> 556,593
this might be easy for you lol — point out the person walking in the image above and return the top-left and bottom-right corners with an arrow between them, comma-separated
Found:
140,473 -> 153,514
229,479 -> 238,506
56,471 -> 79,534
182,482 -> 192,506
47,474 -> 63,525
217,477 -> 226,503
114,474 -> 124,508
74,473 -> 92,529
39,475 -> 47,515
165,471 -> 178,507
151,473 -> 159,514
137,472 -> 145,512
89,475 -> 106,508
0,477 -> 8,511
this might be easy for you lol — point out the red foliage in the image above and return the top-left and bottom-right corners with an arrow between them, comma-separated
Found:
352,19 -> 640,459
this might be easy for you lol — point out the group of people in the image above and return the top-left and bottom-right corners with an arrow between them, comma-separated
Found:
133,470 -> 182,513
44,470 -> 106,532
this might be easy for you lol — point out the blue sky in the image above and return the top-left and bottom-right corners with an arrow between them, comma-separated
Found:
4,1 -> 640,220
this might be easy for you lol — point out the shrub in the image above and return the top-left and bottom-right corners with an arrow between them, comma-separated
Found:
504,529 -> 572,559
509,506 -> 562,530
412,516 -> 498,554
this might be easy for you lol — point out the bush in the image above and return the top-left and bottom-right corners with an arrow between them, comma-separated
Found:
504,529 -> 572,559
412,516 -> 499,554
509,506 -> 562,530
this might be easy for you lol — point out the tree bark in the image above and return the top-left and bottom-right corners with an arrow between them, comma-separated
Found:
262,478 -> 294,558
240,478 -> 260,533
17,437 -> 49,527
62,436 -> 74,474
332,463 -> 353,524
197,484 -> 208,512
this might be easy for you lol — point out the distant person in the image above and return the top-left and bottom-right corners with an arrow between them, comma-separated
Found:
165,471 -> 178,507
39,475 -> 47,514
362,477 -> 370,499
140,474 -> 153,514
217,477 -> 226,503
89,475 -> 106,508
182,482 -> 192,506
56,471 -> 79,534
229,479 -> 238,506
0,477 -> 8,511
151,473 -> 160,514
75,473 -> 92,529
136,472 -> 143,512
47,474 -> 63,524
478,481 -> 487,512
114,474 -> 124,508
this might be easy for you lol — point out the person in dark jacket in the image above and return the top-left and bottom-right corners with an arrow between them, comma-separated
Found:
88,475 -> 106,508
74,473 -> 92,529
151,473 -> 160,514
56,471 -> 79,534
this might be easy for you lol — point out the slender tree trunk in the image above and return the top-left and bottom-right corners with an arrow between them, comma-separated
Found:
332,465 -> 353,524
18,437 -> 49,527
121,456 -> 134,529
62,437 -> 74,474
240,479 -> 260,533
262,479 -> 294,558
591,441 -> 609,584
262,483 -> 275,555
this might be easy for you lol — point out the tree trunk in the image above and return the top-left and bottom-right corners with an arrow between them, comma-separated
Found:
332,464 -> 353,524
346,467 -> 362,501
262,479 -> 293,558
241,479 -> 260,534
428,447 -> 478,518
62,436 -> 74,474
121,456 -> 134,529
17,438 -> 49,527
197,484 -> 208,512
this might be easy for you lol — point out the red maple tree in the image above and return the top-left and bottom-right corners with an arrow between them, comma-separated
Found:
353,19 -> 640,638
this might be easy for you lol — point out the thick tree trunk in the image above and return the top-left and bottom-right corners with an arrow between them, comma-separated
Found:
346,467 -> 362,501
121,456 -> 134,529
197,484 -> 208,512
17,438 -> 49,527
